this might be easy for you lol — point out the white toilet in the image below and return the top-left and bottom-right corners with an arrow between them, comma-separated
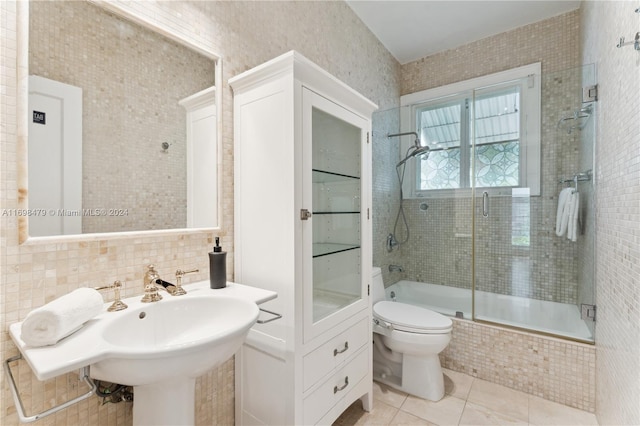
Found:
371,267 -> 453,401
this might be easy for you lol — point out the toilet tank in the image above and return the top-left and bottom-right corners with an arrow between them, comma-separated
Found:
372,267 -> 386,304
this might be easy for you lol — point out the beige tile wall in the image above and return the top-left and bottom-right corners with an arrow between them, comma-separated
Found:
441,319 -> 595,412
580,1 -> 640,425
386,11 -> 586,304
0,1 -> 400,425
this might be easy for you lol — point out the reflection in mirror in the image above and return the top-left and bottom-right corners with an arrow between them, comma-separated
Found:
27,1 -> 219,237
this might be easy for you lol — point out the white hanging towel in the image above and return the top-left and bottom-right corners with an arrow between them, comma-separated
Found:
567,191 -> 580,242
555,187 -> 573,237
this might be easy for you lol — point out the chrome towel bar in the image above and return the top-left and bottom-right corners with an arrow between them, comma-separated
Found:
256,308 -> 282,324
3,354 -> 96,423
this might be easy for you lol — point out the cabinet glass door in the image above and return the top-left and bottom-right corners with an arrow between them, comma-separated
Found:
303,88 -> 369,341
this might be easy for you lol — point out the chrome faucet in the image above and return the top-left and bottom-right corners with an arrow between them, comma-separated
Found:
388,264 -> 404,273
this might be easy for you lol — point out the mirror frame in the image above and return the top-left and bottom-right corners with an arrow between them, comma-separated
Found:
17,0 -> 223,244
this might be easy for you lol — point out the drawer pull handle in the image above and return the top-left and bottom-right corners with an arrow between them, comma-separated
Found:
333,341 -> 349,356
334,376 -> 349,394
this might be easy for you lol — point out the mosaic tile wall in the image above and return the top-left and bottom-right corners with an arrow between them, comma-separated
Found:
440,318 -> 596,412
29,1 -> 215,233
0,1 -> 400,425
581,1 -> 640,425
374,11 -> 588,305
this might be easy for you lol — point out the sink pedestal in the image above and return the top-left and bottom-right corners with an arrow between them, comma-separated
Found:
133,378 -> 196,425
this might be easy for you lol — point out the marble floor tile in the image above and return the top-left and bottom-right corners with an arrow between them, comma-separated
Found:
333,399 -> 399,426
400,395 -> 466,426
443,368 -> 474,400
372,381 -> 408,409
528,395 -> 599,425
335,371 -> 599,426
459,401 -> 528,425
390,409 -> 437,425
466,378 -> 529,422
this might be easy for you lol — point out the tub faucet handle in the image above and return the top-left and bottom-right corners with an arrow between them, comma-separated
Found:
388,265 -> 404,273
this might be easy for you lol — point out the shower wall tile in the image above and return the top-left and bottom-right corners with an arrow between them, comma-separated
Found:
0,1 -> 400,425
441,319 -> 596,412
581,2 -> 640,425
388,10 -> 585,304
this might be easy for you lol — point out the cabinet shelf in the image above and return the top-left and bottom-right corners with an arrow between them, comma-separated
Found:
313,169 -> 360,182
313,211 -> 360,215
313,243 -> 360,258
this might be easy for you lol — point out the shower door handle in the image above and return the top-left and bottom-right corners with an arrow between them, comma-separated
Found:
482,191 -> 489,217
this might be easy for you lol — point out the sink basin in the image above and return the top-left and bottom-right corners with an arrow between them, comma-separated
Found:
91,295 -> 258,386
89,294 -> 258,425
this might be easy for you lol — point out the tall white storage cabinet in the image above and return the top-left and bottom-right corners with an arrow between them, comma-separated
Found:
231,51 -> 377,425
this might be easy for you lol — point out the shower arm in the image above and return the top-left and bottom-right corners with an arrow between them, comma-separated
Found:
387,131 -> 419,140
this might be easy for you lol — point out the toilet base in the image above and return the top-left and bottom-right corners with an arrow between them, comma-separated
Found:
402,353 -> 445,401
373,349 -> 445,402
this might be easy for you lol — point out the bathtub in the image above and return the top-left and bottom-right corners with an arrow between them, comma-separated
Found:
386,280 -> 593,341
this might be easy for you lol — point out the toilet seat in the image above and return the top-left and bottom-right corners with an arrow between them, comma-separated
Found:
374,301 -> 452,334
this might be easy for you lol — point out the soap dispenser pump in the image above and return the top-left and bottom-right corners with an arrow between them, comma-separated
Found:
209,237 -> 227,289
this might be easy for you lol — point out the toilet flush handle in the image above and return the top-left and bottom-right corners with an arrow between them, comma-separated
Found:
373,318 -> 392,328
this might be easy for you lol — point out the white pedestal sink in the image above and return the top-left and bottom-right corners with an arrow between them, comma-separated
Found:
90,295 -> 259,425
8,282 -> 273,426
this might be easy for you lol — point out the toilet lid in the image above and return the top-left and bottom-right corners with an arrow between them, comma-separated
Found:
374,301 -> 452,332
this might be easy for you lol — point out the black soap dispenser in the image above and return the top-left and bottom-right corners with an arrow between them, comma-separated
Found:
209,237 -> 227,289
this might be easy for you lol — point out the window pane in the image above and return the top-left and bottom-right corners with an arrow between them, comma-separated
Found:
474,88 -> 520,146
473,141 -> 519,187
418,102 -> 461,149
419,148 -> 461,189
473,85 -> 521,188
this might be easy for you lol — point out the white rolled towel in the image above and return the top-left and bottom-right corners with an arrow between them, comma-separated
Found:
21,288 -> 104,347
555,187 -> 573,237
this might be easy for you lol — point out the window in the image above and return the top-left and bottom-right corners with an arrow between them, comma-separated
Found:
400,63 -> 541,197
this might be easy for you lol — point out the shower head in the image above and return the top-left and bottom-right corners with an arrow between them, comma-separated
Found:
396,145 -> 430,168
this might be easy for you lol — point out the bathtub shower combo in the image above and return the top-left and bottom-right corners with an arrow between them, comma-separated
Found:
373,64 -> 596,352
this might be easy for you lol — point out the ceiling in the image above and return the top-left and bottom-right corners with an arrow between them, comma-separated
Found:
346,1 -> 581,64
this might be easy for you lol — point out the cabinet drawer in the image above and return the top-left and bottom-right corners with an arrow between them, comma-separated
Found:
303,317 -> 369,390
303,347 -> 369,425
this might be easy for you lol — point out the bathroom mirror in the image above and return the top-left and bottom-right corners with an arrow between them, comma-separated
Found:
22,1 -> 222,239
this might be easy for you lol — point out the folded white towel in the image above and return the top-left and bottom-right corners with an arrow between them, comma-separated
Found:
555,187 -> 573,237
21,288 -> 104,347
567,191 -> 580,242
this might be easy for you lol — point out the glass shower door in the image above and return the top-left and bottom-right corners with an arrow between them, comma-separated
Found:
472,65 -> 596,343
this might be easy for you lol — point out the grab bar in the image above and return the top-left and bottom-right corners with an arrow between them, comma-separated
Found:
4,354 -> 97,423
256,308 -> 282,324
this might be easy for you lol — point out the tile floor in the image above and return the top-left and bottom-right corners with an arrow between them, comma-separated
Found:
333,369 -> 599,425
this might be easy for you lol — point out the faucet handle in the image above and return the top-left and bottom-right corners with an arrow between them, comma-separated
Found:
174,268 -> 199,296
95,280 -> 128,311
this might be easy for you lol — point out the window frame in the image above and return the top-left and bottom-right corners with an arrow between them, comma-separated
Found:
400,63 -> 541,199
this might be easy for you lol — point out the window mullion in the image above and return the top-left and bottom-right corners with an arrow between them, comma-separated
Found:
459,98 -> 471,188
